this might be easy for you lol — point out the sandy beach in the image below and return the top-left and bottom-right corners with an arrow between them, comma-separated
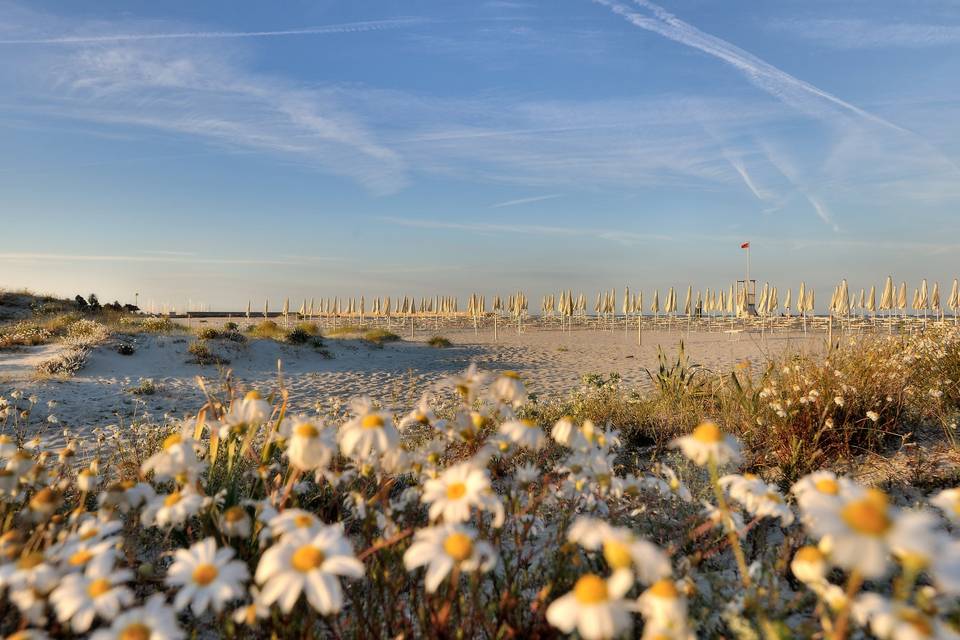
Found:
0,323 -> 824,446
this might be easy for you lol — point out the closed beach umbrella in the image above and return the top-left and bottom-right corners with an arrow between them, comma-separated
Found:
919,279 -> 929,310
949,279 -> 959,313
246,300 -> 251,319
880,276 -> 893,311
867,286 -> 876,314
783,288 -> 792,315
897,282 -> 907,312
651,290 -> 660,315
683,285 -> 692,316
932,282 -> 941,314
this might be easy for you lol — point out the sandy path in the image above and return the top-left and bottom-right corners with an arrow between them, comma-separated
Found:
0,325 -> 824,448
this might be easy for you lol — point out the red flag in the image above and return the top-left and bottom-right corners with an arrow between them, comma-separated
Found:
740,242 -> 750,249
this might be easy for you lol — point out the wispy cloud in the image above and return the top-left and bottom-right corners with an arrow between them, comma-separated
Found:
0,7 -> 408,193
376,216 -> 670,244
592,0 -> 909,134
0,252 -> 339,266
490,193 -> 561,207
0,18 -> 424,45
770,19 -> 960,50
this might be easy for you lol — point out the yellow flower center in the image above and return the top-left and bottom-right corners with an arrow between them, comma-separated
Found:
80,528 -> 99,541
573,574 -> 609,604
841,496 -> 891,535
162,433 -> 182,450
17,552 -> 44,569
192,563 -> 219,586
294,423 -> 319,438
164,492 -> 182,507
291,545 -> 325,572
501,371 -> 520,379
224,506 -> 247,523
120,479 -> 137,489
603,540 -> 633,570
815,478 -> 839,495
361,414 -> 384,429
120,623 -> 151,640
294,514 -> 315,528
443,533 -> 474,561
69,550 -> 93,566
244,391 -> 262,402
414,412 -> 429,424
648,579 -> 679,599
446,482 -> 467,500
794,546 -> 824,565
692,421 -> 723,443
31,487 -> 58,506
88,578 -> 112,597
521,419 -> 537,429
764,492 -> 783,504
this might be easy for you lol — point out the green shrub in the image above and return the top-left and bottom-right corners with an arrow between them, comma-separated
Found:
186,340 -> 229,365
427,336 -> 452,348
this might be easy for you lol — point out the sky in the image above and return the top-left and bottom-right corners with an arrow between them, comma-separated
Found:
1,0 -> 959,311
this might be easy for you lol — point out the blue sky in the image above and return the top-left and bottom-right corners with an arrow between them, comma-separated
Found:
1,0 -> 959,311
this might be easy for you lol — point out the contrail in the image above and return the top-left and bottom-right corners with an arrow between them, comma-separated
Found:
0,17 -> 424,45
592,0 -> 909,134
491,194 -> 562,208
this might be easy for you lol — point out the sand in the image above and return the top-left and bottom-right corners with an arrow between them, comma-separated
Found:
0,323 -> 824,448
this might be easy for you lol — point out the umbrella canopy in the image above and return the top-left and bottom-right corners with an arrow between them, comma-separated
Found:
757,283 -> 769,315
797,282 -> 806,314
919,279 -> 929,309
950,279 -> 959,312
246,300 -> 251,319
880,276 -> 894,311
783,288 -> 792,314
768,287 -> 778,315
897,282 -> 907,310
932,282 -> 941,312
651,290 -> 660,314
867,286 -> 876,314
805,289 -> 815,314
684,285 -> 692,316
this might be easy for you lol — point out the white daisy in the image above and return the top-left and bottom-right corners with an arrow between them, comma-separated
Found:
546,571 -> 633,640
141,487 -> 205,528
49,562 -> 134,632
567,517 -> 672,585
488,371 -> 527,408
790,546 -> 827,585
439,364 -> 490,405
498,418 -> 546,450
930,487 -> 960,524
636,579 -> 690,637
421,462 -> 502,525
166,537 -> 249,614
807,488 -> 897,579
281,416 -> 335,471
255,524 -> 364,614
220,505 -> 253,538
268,508 -> 324,540
90,593 -> 184,640
669,421 -> 741,467
402,523 -> 496,593
338,398 -> 399,462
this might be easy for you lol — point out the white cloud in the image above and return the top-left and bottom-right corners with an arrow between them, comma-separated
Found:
770,19 -> 960,50
0,17 -> 423,45
376,215 -> 670,245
